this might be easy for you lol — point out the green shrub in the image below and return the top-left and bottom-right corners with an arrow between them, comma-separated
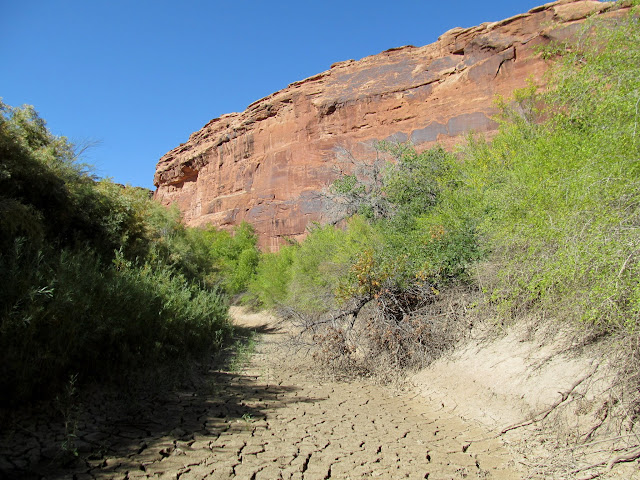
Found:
286,223 -> 352,313
251,4 -> 640,342
0,244 -> 230,404
0,101 -> 236,405
244,4 -> 640,383
247,216 -> 381,312
465,10 -> 640,329
248,244 -> 296,308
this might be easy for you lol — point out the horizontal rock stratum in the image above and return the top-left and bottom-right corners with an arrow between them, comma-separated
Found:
154,0 -> 614,251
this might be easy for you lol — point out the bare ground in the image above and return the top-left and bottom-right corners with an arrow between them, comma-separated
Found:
6,307 -> 637,479
412,320 -> 640,480
1,307 -> 524,480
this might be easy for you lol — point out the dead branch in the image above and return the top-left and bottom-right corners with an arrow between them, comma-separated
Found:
499,365 -> 599,435
287,297 -> 369,335
561,434 -> 639,452
576,472 -> 602,480
581,401 -> 610,443
572,445 -> 640,480
606,445 -> 640,469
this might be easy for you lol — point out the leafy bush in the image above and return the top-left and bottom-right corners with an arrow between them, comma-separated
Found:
248,244 -> 296,308
468,10 -> 640,329
0,101 -> 235,405
248,142 -> 480,316
201,222 -> 260,295
0,246 -> 230,402
249,4 -> 640,379
285,218 -> 379,313
149,220 -> 259,294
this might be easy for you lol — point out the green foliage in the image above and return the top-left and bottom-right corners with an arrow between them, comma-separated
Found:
335,248 -> 389,301
286,223 -> 358,313
466,10 -> 640,329
330,174 -> 362,196
248,245 -> 295,308
0,101 -> 238,405
325,142 -> 454,224
380,142 -> 452,219
250,5 -> 640,339
0,244 -> 230,402
328,152 -> 388,220
248,216 -> 382,312
165,222 -> 260,294
248,141 -> 480,314
204,222 -> 260,295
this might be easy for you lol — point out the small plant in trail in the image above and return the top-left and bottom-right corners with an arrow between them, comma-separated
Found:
56,374 -> 79,459
228,333 -> 257,373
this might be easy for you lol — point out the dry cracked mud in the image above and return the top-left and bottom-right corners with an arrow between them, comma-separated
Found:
0,308 -> 523,479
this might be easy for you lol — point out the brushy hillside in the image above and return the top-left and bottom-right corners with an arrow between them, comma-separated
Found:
247,2 -> 640,377
0,102 -> 259,406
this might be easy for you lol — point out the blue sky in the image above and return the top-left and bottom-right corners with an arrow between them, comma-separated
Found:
2,0 -> 545,189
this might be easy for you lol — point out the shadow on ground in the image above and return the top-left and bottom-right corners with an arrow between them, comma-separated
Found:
0,323 -> 313,479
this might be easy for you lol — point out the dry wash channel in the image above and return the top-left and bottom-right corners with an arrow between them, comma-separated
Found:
0,308 -> 523,480
164,307 -> 523,480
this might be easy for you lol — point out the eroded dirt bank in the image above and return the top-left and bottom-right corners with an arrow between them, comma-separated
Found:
1,307 -> 524,479
411,321 -> 640,480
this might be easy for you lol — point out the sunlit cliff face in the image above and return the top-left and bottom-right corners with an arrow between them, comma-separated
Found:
154,0 -> 611,251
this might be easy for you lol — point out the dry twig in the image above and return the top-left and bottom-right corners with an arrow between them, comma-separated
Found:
572,445 -> 640,479
500,365 -> 599,435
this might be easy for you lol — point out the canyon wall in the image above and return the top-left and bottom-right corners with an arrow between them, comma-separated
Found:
154,0 -> 613,250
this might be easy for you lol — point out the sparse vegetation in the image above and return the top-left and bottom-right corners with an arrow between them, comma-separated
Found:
227,332 -> 257,373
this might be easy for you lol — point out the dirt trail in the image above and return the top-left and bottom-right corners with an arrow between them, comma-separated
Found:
173,307 -> 522,480
1,308 -> 523,479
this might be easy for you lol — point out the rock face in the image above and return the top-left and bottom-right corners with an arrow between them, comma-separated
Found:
154,0 -> 614,250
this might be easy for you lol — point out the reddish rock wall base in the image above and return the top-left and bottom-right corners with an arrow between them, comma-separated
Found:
154,1 -> 615,251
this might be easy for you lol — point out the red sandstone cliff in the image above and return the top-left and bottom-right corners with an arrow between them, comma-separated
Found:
154,0 -> 616,251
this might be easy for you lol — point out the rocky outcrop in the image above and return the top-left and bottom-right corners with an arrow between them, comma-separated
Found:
154,0 -> 617,250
